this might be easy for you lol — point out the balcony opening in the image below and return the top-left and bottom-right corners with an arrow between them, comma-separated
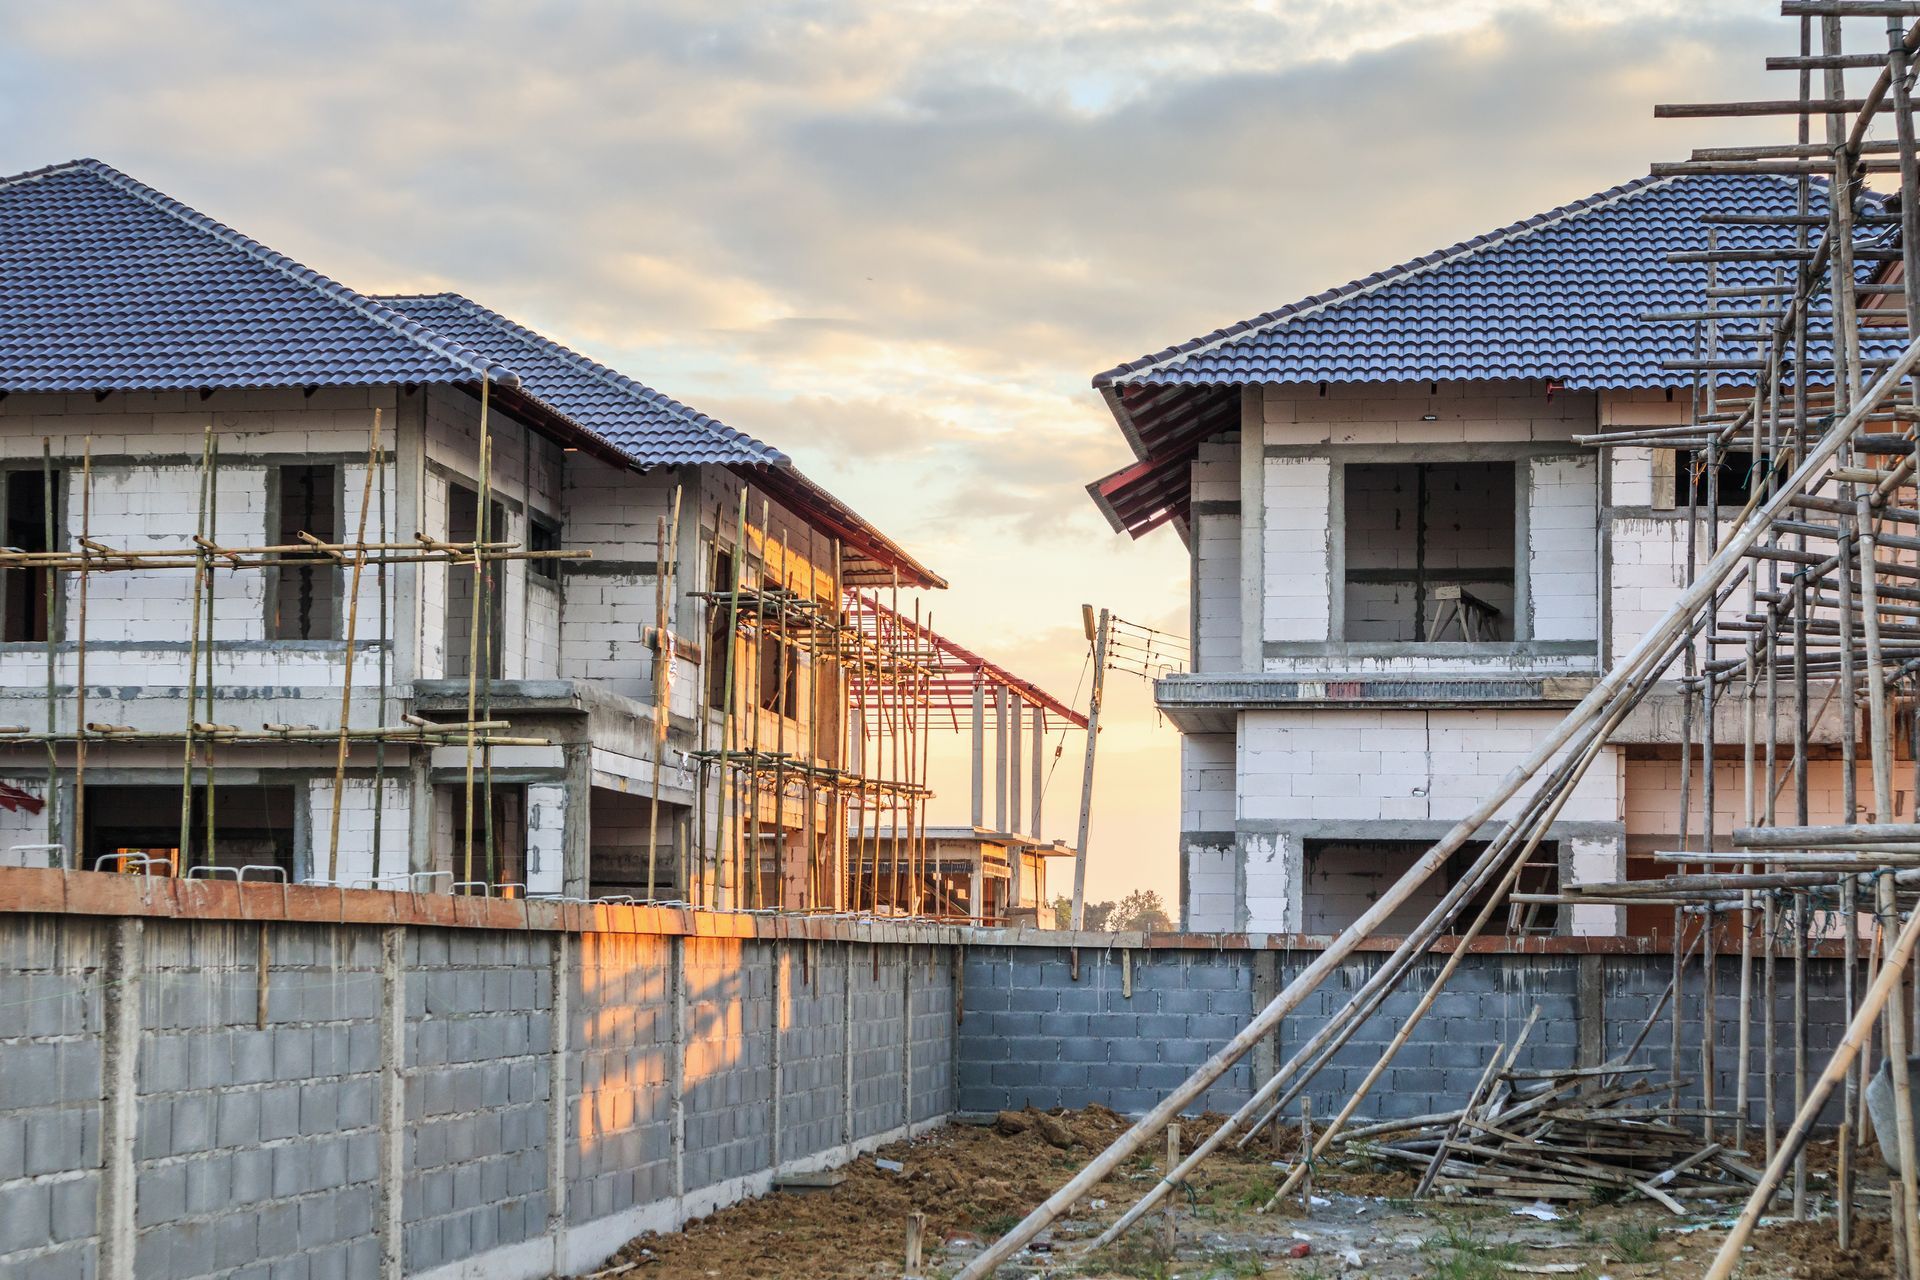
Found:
445,482 -> 504,679
1342,461 -> 1515,642
269,464 -> 340,641
3,468 -> 58,642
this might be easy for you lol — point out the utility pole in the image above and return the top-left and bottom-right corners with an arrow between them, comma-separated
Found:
1070,605 -> 1109,930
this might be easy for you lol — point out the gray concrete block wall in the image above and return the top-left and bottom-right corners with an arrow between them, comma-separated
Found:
776,944 -> 847,1164
568,930 -> 673,1226
137,922 -> 385,1280
958,945 -> 1855,1128
909,946 -> 954,1125
680,938 -> 774,1193
0,911 -> 956,1280
0,916 -> 106,1280
850,946 -> 907,1138
957,949 -> 1258,1118
402,928 -> 553,1275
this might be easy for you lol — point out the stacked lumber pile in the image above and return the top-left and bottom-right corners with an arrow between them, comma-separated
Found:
1342,1061 -> 1760,1212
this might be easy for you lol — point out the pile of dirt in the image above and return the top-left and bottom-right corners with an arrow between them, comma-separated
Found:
582,1107 -> 1154,1280
1751,1214 -> 1893,1280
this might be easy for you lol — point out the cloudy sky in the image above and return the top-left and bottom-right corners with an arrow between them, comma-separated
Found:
2,0 -> 1803,907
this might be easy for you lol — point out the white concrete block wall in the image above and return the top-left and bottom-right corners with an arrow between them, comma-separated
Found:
1243,830 -> 1292,931
560,571 -> 656,700
1261,457 -> 1331,643
1180,732 -> 1235,833
525,783 -> 567,894
305,777 -> 411,886
1527,454 -> 1598,642
0,784 -> 50,865
1261,379 -> 1593,449
1191,440 -> 1240,674
1606,515 -> 1748,668
1567,837 -> 1623,936
1237,707 -> 1621,828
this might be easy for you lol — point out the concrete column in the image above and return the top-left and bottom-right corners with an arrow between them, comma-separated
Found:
407,754 -> 433,876
1576,954 -> 1606,1081
1008,703 -> 1023,838
1238,386 -> 1265,671
993,687 -> 1009,831
1030,705 -> 1044,841
99,916 -> 143,1280
561,741 -> 591,897
378,926 -> 406,1280
1250,951 -> 1279,1086
669,935 -> 687,1216
900,946 -> 914,1130
771,944 -> 786,1169
841,944 -> 856,1153
393,389 -> 425,686
547,933 -> 570,1256
969,678 -> 985,829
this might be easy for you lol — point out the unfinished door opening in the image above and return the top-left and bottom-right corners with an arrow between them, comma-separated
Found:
269,464 -> 340,641
84,784 -> 297,878
443,781 -> 526,890
1342,461 -> 1516,643
1302,838 -> 1557,935
445,482 -> 504,679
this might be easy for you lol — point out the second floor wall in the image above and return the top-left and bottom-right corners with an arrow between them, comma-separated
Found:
1188,379 -> 1734,683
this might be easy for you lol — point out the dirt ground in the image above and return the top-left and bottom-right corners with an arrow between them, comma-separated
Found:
571,1109 -> 1896,1280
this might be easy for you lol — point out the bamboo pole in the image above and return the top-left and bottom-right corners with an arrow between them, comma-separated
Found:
646,486 -> 683,903
461,383 -> 491,889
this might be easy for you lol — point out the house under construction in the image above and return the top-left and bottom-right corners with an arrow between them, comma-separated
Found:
0,158 -> 1081,922
16,6 -> 1920,1280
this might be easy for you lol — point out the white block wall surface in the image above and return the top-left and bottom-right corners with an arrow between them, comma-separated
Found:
1261,457 -> 1331,643
1180,733 -> 1236,833
305,777 -> 412,886
1261,379 -> 1594,448
1237,708 -> 1622,827
1191,440 -> 1241,674
1183,839 -> 1237,932
1606,516 -> 1746,667
1567,836 -> 1624,936
1243,829 -> 1292,931
525,783 -> 567,895
1527,454 -> 1599,642
0,784 -> 50,864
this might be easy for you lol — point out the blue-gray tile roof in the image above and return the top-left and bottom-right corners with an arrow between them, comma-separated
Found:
379,293 -> 788,467
1094,173 -> 1850,391
0,159 -> 515,394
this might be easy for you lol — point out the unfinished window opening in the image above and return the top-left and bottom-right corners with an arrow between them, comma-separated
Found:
444,483 -> 505,679
1303,839 -> 1558,936
707,547 -> 736,707
269,464 -> 340,640
1672,449 -> 1766,509
1342,461 -> 1516,643
445,782 -> 527,891
529,516 -> 560,582
3,468 -> 58,643
84,784 -> 296,878
758,632 -> 800,718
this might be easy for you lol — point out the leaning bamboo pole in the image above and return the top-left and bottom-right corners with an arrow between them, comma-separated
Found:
955,331 -> 1920,1280
326,416 -> 381,883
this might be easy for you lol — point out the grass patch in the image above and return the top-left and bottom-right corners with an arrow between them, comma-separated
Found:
1420,1220 -> 1523,1280
1609,1222 -> 1661,1264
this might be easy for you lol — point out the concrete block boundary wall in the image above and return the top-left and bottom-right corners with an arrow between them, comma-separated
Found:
0,870 -> 957,1280
0,867 -> 1858,1280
